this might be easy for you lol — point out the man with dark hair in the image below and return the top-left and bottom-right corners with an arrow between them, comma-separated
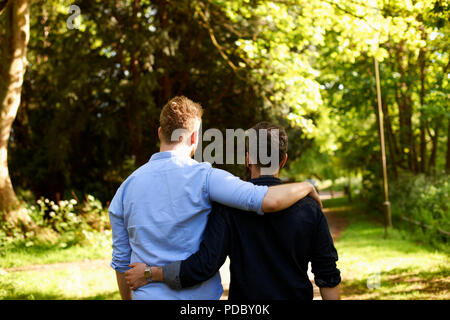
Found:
125,121 -> 341,300
110,97 -> 323,300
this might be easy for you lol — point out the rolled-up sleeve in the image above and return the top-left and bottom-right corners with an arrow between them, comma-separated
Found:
109,187 -> 131,273
207,168 -> 268,215
311,211 -> 341,288
162,261 -> 182,290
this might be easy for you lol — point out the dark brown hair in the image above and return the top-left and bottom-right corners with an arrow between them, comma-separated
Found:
247,121 -> 288,169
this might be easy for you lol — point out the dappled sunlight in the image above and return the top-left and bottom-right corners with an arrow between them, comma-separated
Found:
0,263 -> 120,300
332,202 -> 450,300
341,268 -> 450,300
0,0 -> 448,303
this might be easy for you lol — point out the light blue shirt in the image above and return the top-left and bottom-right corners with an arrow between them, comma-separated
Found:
109,151 -> 268,300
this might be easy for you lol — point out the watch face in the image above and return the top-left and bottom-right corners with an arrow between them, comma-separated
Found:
145,266 -> 151,280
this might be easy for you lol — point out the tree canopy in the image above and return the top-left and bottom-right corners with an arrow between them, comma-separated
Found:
2,0 -> 448,205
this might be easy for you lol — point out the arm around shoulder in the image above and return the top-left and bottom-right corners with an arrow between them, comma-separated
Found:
262,181 -> 322,212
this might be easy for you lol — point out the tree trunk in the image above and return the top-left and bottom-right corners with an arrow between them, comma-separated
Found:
157,0 -> 173,104
419,120 -> 426,173
112,0 -> 146,166
394,41 -> 417,173
418,59 -> 427,173
0,0 -> 30,215
381,97 -> 399,178
446,120 -> 450,174
128,0 -> 146,166
428,121 -> 440,173
418,25 -> 428,174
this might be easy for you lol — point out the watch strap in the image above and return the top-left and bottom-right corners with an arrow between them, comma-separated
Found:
144,265 -> 152,282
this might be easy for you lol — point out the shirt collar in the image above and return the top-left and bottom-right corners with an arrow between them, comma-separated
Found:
149,150 -> 189,162
248,175 -> 283,186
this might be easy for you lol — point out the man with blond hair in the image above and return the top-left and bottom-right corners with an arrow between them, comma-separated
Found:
109,96 -> 321,300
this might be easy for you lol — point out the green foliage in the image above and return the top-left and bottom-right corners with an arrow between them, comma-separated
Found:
11,0 -> 281,201
4,0 -> 449,250
389,174 -> 450,247
0,231 -> 111,269
322,196 -> 352,209
317,0 -> 449,177
0,195 -> 110,253
336,206 -> 450,299
286,145 -> 341,181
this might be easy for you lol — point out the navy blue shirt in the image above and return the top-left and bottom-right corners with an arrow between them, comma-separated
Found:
109,151 -> 268,299
164,176 -> 341,300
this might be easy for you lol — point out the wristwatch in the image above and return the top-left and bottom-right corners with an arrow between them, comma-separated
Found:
144,265 -> 152,282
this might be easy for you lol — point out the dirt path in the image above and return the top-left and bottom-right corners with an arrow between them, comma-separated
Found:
322,207 -> 350,242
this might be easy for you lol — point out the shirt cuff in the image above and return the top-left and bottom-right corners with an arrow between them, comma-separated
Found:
110,261 -> 129,274
314,273 -> 342,288
163,261 -> 182,290
254,185 -> 268,215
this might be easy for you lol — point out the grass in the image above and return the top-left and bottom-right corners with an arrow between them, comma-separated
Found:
0,231 -> 112,269
0,265 -> 120,300
322,196 -> 351,209
1,198 -> 448,300
323,197 -> 450,300
0,230 -> 119,300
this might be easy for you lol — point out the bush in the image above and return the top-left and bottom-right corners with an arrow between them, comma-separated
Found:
389,174 -> 449,248
360,170 -> 384,210
0,195 -> 110,252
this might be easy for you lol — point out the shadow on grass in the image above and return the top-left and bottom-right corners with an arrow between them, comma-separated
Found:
336,213 -> 447,256
82,291 -> 121,300
1,292 -> 64,300
1,290 -> 120,300
0,275 -> 120,300
342,267 -> 450,300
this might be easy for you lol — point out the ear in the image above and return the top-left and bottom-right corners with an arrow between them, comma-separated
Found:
190,130 -> 198,146
158,127 -> 162,141
280,154 -> 288,169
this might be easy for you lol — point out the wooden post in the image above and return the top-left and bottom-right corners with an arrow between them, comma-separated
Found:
374,58 -> 392,230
